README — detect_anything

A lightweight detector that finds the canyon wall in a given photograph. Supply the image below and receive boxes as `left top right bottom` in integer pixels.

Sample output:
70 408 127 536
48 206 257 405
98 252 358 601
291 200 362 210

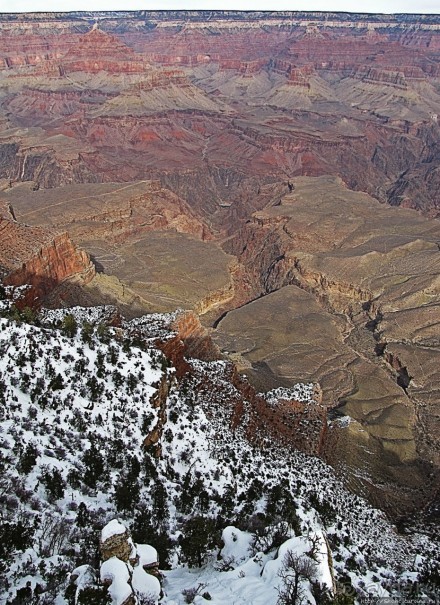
0 201 95 306
0 11 439 215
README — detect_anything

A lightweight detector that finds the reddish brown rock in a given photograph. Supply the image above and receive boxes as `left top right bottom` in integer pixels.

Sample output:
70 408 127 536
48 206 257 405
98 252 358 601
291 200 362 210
1 12 440 213
148 310 222 378
60 27 148 74
100 521 133 564
0 204 95 307
189 359 327 457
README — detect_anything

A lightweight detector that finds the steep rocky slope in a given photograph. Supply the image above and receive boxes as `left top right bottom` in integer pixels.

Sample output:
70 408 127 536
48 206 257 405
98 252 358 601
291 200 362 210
0 199 95 306
0 301 438 603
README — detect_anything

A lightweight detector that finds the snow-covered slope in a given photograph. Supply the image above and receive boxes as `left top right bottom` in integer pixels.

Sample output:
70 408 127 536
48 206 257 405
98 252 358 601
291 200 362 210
0 305 438 604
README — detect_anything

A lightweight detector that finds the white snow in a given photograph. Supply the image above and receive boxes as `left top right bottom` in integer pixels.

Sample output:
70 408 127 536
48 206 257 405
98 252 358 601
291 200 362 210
101 519 127 543
0 306 437 605
221 527 254 566
334 415 352 428
41 305 118 325
137 543 159 567
132 565 161 601
264 384 316 405
100 557 132 605
70 565 95 592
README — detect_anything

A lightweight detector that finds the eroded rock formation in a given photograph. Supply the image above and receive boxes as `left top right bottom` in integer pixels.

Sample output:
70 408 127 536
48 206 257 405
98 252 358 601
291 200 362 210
0 200 95 306
99 520 161 605
0 11 439 214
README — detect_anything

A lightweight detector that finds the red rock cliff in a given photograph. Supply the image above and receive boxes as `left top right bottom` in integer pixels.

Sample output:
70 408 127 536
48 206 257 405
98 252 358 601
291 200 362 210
0 204 95 307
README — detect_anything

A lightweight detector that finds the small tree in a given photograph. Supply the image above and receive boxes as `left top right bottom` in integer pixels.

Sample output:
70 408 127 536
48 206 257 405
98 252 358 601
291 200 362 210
179 516 217 568
18 442 39 474
76 502 91 528
77 586 111 605
82 443 105 488
134 592 157 605
114 472 140 513
248 517 291 556
0 520 33 573
40 467 65 501
87 376 103 403
21 306 38 325
311 580 333 604
151 480 169 528
81 321 94 344
49 373 64 391
62 314 78 338
266 483 301 535
182 583 209 603
132 504 173 569
309 493 336 527
277 551 317 605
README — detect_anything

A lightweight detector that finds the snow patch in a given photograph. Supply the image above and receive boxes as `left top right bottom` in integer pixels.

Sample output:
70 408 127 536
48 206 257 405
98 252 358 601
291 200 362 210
100 558 132 605
264 383 316 405
137 543 159 567
132 565 160 601
101 519 127 543
221 526 253 566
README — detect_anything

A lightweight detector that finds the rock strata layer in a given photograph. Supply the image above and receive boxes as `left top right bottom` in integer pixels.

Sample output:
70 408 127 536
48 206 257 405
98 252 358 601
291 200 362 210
0 11 439 214
0 200 95 306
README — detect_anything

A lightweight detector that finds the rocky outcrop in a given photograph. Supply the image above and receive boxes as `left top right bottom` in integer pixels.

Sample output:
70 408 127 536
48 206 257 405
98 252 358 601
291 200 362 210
125 309 326 456
188 359 327 457
60 27 148 74
0 141 100 190
0 209 95 307
353 66 408 89
169 310 222 362
125 309 223 452
272 60 314 87
100 520 135 564
128 309 223 377
68 518 161 605
99 520 160 605
144 374 170 457
219 58 267 75
3 88 118 121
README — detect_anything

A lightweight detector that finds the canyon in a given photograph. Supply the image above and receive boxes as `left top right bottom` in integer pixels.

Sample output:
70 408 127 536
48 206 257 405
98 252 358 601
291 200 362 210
0 10 439 518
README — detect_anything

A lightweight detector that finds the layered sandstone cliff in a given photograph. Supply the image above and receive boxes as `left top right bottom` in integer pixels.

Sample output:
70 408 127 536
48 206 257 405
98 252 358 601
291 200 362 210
0 200 95 306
